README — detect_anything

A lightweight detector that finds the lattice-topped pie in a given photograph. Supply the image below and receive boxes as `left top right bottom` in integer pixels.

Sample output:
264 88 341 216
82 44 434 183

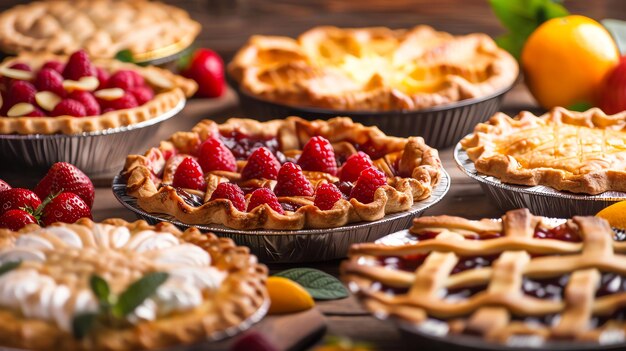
0 0 201 62
0 218 267 350
342 208 626 345
123 117 442 230
228 25 518 111
461 108 626 195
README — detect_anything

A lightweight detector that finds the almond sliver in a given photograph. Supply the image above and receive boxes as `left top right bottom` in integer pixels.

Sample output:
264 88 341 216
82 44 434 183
35 91 61 111
94 88 125 101
0 67 34 81
63 76 99 92
143 71 172 89
7 103 35 117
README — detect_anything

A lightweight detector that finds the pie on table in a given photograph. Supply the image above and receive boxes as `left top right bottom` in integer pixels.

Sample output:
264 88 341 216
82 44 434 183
123 117 442 230
0 218 267 350
342 208 626 344
461 107 626 195
0 0 201 62
228 25 518 111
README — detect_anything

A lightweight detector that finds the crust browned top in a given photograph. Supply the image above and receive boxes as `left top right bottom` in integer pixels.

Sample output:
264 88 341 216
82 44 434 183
460 107 626 195
228 25 518 111
123 116 443 230
0 52 197 135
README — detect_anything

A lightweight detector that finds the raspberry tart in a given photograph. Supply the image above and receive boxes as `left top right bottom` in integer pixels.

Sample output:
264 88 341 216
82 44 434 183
0 218 267 350
122 117 442 230
342 208 626 346
0 50 196 135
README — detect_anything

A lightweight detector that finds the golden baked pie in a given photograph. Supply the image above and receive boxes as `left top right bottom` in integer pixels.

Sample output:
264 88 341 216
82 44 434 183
123 117 442 230
342 208 626 344
0 218 268 350
228 25 518 111
0 50 196 135
0 0 201 62
461 108 626 195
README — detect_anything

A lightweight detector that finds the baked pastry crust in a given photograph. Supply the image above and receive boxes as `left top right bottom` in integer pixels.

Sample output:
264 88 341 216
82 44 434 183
229 25 518 111
123 116 442 230
0 52 197 135
342 208 626 343
461 107 626 195
0 0 201 61
0 218 268 351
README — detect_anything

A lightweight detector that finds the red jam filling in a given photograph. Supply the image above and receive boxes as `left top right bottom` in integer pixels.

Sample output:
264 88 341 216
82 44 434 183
279 201 305 212
354 140 388 160
219 130 284 160
533 224 581 242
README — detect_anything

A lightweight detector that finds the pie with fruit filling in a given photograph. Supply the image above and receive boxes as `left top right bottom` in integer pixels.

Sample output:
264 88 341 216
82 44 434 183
0 51 197 135
0 0 200 62
123 117 442 230
0 218 267 351
342 208 626 344
461 107 626 195
228 25 518 111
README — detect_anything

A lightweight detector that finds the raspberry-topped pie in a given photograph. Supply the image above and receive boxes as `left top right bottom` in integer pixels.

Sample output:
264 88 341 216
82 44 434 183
0 50 196 135
342 209 626 345
228 25 518 111
123 117 442 230
461 108 626 195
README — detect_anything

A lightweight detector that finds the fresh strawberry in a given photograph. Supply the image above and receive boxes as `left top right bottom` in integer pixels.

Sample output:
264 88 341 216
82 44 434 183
42 60 65 74
51 98 87 117
246 188 284 214
96 67 110 89
128 86 154 105
0 188 41 215
274 162 314 197
68 91 100 116
241 147 280 180
40 192 92 226
62 50 96 80
297 136 337 175
106 70 144 90
180 48 225 98
98 93 138 111
0 209 37 231
230 331 279 351
197 138 237 172
172 157 206 191
339 151 373 182
0 180 11 192
34 162 95 208
209 182 246 211
6 80 37 108
35 68 66 97
314 183 343 210
350 167 387 204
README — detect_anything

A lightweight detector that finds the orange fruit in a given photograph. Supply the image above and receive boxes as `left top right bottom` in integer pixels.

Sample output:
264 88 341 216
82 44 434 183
521 15 620 109
596 201 626 230
266 276 315 314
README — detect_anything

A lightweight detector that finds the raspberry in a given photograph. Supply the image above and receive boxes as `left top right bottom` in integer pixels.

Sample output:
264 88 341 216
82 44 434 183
9 62 32 72
246 188 284 214
274 162 314 197
106 70 144 90
241 147 281 180
99 93 138 111
314 183 343 210
68 91 100 116
339 151 373 182
350 167 387 204
51 98 87 117
128 86 154 105
197 138 237 172
172 157 206 191
96 67 110 89
62 50 96 80
297 136 337 175
27 107 46 117
35 68 65 97
209 183 246 211
6 80 37 107
42 60 65 73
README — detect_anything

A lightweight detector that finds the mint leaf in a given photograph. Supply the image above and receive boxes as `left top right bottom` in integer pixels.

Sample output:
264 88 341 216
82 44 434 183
567 101 593 112
603 19 626 54
275 268 348 300
115 50 135 63
0 260 21 276
89 275 111 306
112 272 168 317
72 312 98 339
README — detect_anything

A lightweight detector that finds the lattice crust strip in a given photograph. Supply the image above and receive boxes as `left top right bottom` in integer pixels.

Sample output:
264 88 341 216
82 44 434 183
341 209 626 343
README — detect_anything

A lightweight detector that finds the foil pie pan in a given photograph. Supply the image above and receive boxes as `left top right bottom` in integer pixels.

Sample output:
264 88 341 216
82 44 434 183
111 170 450 263
0 100 184 176
348 221 626 351
453 142 626 217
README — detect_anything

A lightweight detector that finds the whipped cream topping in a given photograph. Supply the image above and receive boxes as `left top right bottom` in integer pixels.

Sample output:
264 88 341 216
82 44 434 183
0 223 226 331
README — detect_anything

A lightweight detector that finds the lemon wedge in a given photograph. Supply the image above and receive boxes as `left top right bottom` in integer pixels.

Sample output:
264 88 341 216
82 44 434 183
267 276 315 314
596 201 626 230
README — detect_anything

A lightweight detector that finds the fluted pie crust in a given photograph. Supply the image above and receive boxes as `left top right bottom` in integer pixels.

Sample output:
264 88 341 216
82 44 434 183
0 53 197 135
0 0 201 61
342 208 626 343
123 117 442 230
0 218 268 351
229 25 518 111
461 108 626 195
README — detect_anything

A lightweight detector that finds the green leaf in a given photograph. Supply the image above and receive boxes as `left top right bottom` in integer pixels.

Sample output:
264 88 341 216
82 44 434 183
0 260 21 276
112 272 168 318
274 268 348 300
72 312 98 339
115 50 135 63
567 101 593 112
603 19 626 55
89 275 111 306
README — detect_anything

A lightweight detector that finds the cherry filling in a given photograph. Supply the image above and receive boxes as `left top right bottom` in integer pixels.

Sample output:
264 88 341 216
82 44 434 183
280 201 305 212
413 231 503 241
354 140 388 160
335 181 353 198
219 130 285 161
533 224 581 242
